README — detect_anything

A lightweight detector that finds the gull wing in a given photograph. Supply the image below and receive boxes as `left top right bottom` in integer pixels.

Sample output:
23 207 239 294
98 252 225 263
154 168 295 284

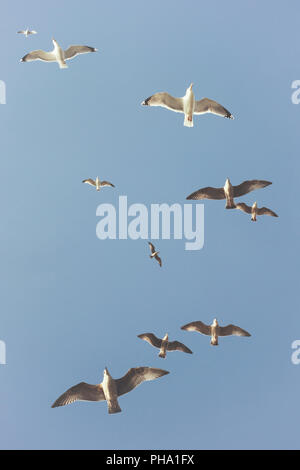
181 321 212 336
155 254 162 267
148 242 156 254
167 341 193 354
82 178 96 186
186 186 225 200
235 203 252 214
137 333 162 349
233 180 272 198
257 207 278 217
218 324 251 337
21 50 56 62
194 98 234 119
115 367 169 397
51 382 105 408
64 45 97 60
142 92 184 113
100 181 115 188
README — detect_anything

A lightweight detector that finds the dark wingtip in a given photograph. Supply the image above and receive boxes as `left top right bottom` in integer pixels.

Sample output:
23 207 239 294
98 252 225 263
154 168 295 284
141 96 151 106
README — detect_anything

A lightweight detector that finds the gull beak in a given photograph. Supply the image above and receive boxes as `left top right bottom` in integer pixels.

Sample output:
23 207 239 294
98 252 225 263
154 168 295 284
189 83 194 90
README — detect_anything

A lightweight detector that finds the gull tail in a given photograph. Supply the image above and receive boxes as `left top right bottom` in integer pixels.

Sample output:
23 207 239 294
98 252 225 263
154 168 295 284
107 399 122 414
159 351 166 358
211 338 218 346
59 62 68 69
184 115 194 128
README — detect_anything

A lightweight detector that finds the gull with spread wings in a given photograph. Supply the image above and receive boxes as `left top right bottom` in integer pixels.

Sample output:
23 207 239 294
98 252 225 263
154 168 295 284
20 38 97 69
52 366 169 414
17 28 37 37
235 202 278 221
141 83 234 128
148 242 162 267
82 176 115 191
138 333 193 358
181 318 251 346
186 178 272 209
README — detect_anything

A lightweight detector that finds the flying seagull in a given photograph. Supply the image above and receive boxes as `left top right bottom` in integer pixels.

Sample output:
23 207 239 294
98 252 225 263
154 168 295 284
141 83 234 128
17 29 37 37
148 242 162 267
20 38 97 69
235 202 278 221
51 366 169 414
186 178 272 209
82 177 115 191
181 319 251 346
138 333 193 358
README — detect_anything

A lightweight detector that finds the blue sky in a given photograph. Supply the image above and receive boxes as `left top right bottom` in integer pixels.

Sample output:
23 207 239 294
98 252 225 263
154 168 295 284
0 0 299 450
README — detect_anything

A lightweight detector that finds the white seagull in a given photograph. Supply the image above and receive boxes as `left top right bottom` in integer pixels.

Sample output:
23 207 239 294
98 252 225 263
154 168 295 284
138 333 193 358
141 83 234 127
82 177 115 191
235 202 278 221
148 242 162 267
186 178 272 209
20 38 97 69
17 29 37 37
51 366 169 414
181 319 251 346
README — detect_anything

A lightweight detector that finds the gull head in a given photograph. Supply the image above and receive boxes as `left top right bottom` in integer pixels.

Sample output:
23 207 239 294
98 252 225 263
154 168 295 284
253 201 257 209
163 333 169 341
104 367 109 376
186 83 194 93
52 38 58 46
212 318 218 326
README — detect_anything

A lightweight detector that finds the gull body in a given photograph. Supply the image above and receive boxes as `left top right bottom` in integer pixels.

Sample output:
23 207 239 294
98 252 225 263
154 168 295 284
159 334 169 358
141 83 234 128
183 83 195 127
102 367 122 414
223 178 235 209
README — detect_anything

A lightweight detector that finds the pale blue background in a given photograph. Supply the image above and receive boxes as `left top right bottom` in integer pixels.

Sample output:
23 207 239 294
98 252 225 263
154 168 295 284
0 0 299 450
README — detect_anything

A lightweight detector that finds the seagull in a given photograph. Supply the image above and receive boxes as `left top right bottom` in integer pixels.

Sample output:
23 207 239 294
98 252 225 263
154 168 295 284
235 202 278 221
20 38 97 69
138 333 193 358
186 178 272 209
181 319 251 346
82 177 115 191
51 366 169 414
148 242 162 267
17 29 37 37
141 83 234 127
